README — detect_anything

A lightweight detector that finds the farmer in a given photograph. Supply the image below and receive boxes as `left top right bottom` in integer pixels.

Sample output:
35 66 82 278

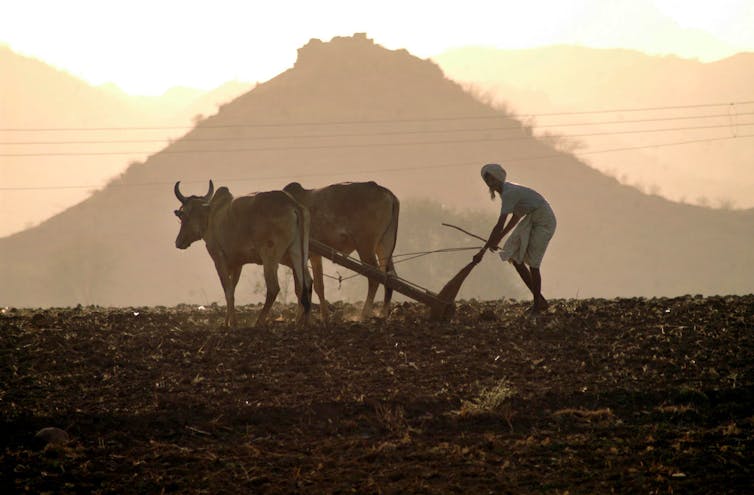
472 163 557 313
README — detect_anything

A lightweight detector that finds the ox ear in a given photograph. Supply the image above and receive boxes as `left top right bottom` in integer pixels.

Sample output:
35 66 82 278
174 181 187 203
202 180 214 202
283 182 303 194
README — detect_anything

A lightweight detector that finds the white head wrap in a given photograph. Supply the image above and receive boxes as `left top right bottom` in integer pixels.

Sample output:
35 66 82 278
481 163 506 184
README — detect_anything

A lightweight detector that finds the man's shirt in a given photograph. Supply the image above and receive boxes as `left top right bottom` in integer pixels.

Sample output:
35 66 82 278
499 182 549 217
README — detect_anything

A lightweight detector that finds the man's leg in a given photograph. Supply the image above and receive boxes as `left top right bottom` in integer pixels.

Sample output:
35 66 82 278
511 261 533 291
512 261 537 302
512 261 547 311
530 267 548 311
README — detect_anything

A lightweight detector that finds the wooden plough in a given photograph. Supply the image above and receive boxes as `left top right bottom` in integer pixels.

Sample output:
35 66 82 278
309 238 479 322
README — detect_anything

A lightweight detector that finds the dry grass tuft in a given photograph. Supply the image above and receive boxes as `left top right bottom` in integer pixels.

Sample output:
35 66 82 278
459 378 517 418
553 408 615 422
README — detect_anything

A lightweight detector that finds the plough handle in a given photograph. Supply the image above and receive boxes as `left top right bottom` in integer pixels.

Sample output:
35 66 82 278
441 223 498 251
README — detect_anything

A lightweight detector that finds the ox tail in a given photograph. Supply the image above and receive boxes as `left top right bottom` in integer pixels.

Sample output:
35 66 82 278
381 191 400 308
296 205 312 314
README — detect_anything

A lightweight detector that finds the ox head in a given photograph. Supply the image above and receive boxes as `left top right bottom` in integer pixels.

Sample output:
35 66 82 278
174 180 214 249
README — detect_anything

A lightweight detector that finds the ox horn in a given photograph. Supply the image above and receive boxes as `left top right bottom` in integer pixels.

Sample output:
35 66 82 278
203 180 214 202
174 181 187 203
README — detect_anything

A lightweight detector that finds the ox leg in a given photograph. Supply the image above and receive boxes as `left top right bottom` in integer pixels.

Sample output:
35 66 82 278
214 259 241 328
227 265 242 327
376 246 396 318
256 262 280 328
301 265 313 327
357 249 380 320
284 257 304 325
289 261 312 328
310 255 329 324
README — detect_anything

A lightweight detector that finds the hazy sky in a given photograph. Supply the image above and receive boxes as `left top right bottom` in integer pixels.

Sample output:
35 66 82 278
2 0 754 94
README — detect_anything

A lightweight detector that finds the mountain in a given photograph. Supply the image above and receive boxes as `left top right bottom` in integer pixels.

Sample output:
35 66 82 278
0 46 250 237
432 45 754 210
1 34 752 308
174 81 252 123
433 46 754 111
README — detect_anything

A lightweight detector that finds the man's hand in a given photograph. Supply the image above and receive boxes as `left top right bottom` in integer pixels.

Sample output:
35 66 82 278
472 247 486 264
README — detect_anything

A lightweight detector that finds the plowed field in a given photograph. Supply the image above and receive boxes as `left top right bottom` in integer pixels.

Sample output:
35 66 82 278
2 296 752 494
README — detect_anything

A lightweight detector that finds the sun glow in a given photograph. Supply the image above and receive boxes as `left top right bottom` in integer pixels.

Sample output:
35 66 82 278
2 0 752 95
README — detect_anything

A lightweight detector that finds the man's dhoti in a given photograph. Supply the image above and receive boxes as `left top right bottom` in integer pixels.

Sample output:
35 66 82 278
498 204 557 268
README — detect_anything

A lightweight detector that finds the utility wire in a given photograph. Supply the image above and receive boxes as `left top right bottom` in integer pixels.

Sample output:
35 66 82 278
2 133 753 191
2 124 752 158
513 100 754 117
0 135 535 157
3 118 753 147
1 100 753 132
3 110 753 138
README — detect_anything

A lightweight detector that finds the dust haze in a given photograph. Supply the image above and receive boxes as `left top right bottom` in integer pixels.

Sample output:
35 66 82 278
0 45 252 236
1 35 752 308
433 45 754 210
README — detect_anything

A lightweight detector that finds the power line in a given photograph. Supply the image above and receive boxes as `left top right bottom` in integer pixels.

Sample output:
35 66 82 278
520 111 754 128
558 122 754 138
2 121 751 157
3 117 753 147
0 135 529 157
2 133 752 191
570 133 754 156
1 100 753 132
515 100 754 117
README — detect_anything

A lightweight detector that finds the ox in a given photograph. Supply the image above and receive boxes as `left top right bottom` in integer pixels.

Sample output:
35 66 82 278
174 180 312 328
282 181 399 322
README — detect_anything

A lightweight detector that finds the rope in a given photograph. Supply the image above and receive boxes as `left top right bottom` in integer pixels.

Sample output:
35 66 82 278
313 245 482 290
307 224 492 291
392 246 481 259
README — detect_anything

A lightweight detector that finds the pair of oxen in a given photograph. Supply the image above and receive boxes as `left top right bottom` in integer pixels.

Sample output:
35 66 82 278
173 180 399 328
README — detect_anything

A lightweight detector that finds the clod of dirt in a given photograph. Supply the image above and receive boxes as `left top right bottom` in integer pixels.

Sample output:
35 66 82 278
478 308 497 321
30 312 51 328
34 427 70 447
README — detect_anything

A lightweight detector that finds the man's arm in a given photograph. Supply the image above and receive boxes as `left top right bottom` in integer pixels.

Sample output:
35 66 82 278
473 212 521 263
497 213 521 245
483 213 508 251
487 212 523 248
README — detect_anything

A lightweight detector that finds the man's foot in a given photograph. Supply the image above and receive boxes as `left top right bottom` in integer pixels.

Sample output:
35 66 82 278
527 296 549 314
536 297 549 311
526 303 541 315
